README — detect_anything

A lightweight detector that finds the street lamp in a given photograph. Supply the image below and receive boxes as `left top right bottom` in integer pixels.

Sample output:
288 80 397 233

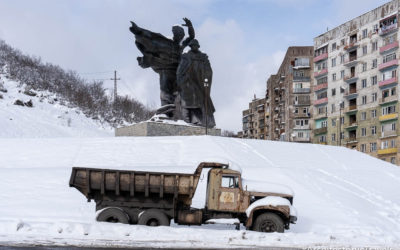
204 78 209 135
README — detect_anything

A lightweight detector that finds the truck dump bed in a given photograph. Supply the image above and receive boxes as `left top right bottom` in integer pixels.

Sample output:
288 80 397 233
69 162 227 206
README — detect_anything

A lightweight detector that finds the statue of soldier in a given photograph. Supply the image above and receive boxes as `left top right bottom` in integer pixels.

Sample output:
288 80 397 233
177 39 216 128
129 18 194 117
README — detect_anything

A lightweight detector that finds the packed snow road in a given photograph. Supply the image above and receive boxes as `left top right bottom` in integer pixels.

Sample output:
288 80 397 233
0 136 400 248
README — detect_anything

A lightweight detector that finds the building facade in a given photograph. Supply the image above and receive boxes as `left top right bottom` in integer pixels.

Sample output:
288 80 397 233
242 96 266 139
266 47 314 142
313 0 400 164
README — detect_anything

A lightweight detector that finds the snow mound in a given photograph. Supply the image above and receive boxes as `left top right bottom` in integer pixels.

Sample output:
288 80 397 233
0 74 113 138
0 136 400 248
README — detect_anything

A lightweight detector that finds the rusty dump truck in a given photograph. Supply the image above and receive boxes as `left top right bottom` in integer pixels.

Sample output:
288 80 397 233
69 162 297 233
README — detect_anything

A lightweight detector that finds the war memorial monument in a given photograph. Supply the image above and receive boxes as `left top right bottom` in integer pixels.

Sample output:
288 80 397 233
115 18 221 136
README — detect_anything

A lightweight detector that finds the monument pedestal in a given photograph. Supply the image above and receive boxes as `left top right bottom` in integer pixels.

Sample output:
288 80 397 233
115 121 221 137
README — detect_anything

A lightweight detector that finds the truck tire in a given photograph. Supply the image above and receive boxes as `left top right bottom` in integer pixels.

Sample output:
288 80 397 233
252 212 284 233
138 209 170 227
96 207 130 224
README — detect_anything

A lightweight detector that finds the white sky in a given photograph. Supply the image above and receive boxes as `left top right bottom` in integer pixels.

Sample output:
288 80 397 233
0 0 389 132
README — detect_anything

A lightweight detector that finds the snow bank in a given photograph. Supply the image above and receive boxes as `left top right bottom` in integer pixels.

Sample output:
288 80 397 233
0 75 113 138
0 136 400 248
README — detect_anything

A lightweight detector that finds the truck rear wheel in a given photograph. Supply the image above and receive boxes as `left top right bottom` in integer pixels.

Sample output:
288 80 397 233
96 207 130 224
253 212 284 233
138 209 170 226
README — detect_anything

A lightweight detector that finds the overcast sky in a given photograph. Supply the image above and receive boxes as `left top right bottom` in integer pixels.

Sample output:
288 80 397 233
0 0 389 132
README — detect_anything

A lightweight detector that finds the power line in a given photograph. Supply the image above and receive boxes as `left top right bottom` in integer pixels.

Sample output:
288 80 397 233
78 70 114 75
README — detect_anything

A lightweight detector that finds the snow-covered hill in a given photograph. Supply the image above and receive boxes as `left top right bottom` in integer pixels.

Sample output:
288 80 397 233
0 74 113 138
0 136 399 248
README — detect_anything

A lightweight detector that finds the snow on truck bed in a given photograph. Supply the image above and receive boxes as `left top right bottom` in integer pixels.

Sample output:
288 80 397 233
0 136 400 248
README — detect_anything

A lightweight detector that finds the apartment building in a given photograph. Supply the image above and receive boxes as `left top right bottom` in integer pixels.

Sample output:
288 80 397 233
313 0 400 164
242 96 266 139
265 47 314 142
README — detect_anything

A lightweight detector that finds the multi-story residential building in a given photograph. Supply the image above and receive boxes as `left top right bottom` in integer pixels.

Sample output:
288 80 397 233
313 0 400 164
242 95 266 139
265 47 314 142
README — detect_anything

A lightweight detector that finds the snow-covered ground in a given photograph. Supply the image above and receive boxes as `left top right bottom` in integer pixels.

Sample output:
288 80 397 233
0 136 399 248
0 74 113 138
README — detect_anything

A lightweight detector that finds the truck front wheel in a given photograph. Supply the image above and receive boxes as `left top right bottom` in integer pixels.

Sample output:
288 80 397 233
252 212 284 233
96 207 130 224
138 209 170 226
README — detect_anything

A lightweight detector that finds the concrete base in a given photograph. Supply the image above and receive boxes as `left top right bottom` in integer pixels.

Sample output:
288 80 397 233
115 121 221 137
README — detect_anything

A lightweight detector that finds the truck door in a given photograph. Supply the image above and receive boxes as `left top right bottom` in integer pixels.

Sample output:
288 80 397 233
218 174 240 211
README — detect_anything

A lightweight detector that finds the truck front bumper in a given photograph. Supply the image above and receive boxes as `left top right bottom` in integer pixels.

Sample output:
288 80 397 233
290 215 297 224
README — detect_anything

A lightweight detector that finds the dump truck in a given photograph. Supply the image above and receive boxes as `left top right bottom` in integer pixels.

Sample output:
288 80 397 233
69 162 297 233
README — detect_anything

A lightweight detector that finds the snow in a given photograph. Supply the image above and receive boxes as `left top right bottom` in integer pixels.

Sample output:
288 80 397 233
245 196 292 217
0 75 113 138
0 136 400 248
241 178 294 196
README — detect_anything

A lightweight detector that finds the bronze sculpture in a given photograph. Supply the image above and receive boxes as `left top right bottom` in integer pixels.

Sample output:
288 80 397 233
129 18 215 128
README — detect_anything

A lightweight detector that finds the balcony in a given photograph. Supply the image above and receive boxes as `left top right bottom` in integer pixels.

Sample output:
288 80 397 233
379 59 398 71
379 77 398 88
380 41 399 54
379 113 399 122
379 95 398 105
345 122 358 130
314 68 328 78
345 137 358 144
313 53 328 63
314 83 328 92
344 42 359 51
294 125 310 130
344 57 358 67
293 76 311 82
293 112 311 118
293 88 311 94
344 88 358 99
381 130 398 138
314 97 328 106
345 105 358 113
344 74 358 83
379 23 398 36
293 137 311 142
314 127 327 135
378 147 398 155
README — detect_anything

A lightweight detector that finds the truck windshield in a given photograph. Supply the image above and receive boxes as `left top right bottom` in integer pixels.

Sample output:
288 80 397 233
221 175 239 188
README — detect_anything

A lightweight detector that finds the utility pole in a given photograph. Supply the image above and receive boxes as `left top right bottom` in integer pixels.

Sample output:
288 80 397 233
111 70 121 103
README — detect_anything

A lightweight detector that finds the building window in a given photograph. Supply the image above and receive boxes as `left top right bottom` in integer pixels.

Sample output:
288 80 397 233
372 41 378 51
295 108 299 114
371 75 377 85
340 55 345 64
340 87 345 94
319 135 327 143
371 126 376 135
340 132 344 139
361 144 366 152
341 39 345 46
331 133 336 142
331 88 336 96
340 117 344 124
340 70 345 79
383 53 396 63
382 105 396 115
362 45 368 55
372 59 377 68
391 157 396 164
371 109 377 118
361 128 367 136
303 107 309 114
331 103 336 113
361 112 366 120
362 62 367 72
321 120 328 128
332 58 336 67
332 118 336 126
362 95 367 104
372 92 377 102
362 29 368 39
370 142 377 152
362 79 367 88
332 73 336 81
